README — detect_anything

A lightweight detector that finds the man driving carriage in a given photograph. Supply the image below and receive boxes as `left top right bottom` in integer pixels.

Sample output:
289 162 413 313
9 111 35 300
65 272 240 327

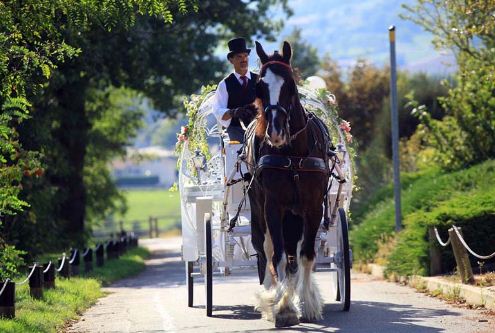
213 37 258 143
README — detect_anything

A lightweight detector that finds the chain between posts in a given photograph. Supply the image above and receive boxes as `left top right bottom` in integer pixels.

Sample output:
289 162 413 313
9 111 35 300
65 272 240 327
433 225 495 260
56 254 67 272
43 261 52 274
452 225 495 260
0 279 10 296
15 265 37 286
69 249 78 264
433 227 451 247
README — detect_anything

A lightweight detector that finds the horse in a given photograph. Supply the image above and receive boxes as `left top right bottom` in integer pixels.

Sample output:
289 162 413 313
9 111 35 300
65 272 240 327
244 41 331 327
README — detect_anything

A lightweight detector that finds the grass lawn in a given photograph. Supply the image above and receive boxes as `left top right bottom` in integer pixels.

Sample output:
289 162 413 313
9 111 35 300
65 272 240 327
94 189 181 236
0 247 149 333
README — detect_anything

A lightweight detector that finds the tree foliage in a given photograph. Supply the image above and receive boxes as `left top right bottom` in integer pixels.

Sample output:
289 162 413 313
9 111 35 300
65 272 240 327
403 0 495 170
1 0 291 251
285 27 320 80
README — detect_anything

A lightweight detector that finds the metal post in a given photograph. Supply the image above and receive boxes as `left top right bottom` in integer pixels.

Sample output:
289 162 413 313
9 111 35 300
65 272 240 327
389 25 402 231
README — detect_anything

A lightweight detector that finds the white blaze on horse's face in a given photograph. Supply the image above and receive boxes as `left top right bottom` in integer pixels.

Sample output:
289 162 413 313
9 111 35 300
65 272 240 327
263 68 287 147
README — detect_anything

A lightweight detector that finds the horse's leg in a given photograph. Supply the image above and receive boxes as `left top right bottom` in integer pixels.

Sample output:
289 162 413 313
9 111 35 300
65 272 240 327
266 207 300 327
255 201 281 322
298 209 324 321
248 188 266 285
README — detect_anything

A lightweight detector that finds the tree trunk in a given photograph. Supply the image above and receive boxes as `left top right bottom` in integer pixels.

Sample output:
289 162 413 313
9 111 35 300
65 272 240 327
54 68 90 243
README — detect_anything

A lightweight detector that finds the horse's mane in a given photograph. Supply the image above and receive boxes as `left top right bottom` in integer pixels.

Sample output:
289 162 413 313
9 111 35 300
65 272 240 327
254 98 266 138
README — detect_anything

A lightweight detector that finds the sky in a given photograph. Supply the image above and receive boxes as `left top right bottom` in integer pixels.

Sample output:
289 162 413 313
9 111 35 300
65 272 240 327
253 0 455 74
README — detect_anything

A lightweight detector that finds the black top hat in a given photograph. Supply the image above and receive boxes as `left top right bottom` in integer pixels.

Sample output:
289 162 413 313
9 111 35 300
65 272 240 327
227 38 251 59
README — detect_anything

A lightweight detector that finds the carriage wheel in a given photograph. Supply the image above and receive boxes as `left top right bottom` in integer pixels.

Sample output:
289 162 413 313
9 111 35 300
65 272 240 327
186 261 194 307
336 207 351 311
204 213 213 317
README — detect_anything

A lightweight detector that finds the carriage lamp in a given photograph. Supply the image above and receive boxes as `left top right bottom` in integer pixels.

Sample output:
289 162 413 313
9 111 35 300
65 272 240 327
192 149 207 184
336 143 347 162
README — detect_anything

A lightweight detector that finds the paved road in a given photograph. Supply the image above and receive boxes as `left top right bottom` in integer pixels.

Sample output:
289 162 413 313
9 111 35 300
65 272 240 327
69 238 493 333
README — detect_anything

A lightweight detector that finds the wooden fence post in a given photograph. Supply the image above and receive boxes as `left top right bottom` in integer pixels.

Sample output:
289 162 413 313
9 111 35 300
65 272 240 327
58 255 71 278
96 244 104 266
149 216 153 238
43 262 56 289
70 249 80 276
29 264 44 299
0 281 15 318
428 227 442 276
83 248 93 273
154 217 159 238
448 227 474 284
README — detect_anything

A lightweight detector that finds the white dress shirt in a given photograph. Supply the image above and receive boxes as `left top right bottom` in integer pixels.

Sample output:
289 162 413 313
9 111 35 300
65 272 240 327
213 71 253 128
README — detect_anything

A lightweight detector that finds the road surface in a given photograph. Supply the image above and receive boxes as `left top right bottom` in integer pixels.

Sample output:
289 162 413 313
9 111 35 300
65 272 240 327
68 238 493 333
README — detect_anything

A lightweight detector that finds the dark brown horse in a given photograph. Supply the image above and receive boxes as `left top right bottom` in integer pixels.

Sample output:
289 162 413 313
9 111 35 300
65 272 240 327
245 41 330 327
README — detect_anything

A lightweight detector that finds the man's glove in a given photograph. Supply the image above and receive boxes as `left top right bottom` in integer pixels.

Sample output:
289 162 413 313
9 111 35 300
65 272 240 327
230 104 258 124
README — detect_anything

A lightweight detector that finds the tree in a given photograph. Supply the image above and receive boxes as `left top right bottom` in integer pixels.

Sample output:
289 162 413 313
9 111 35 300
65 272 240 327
320 54 345 104
1 0 200 249
285 27 320 80
341 60 390 148
2 0 292 250
402 0 495 170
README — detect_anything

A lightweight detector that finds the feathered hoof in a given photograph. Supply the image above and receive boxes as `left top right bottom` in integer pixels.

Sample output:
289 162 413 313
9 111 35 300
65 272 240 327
275 308 300 328
255 288 276 321
298 299 323 322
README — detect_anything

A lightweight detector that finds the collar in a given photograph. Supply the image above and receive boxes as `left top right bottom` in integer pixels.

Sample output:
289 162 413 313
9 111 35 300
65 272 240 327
234 71 251 80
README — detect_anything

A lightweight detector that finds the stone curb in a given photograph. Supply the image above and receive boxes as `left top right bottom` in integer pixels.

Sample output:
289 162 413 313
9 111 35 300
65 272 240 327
367 264 495 310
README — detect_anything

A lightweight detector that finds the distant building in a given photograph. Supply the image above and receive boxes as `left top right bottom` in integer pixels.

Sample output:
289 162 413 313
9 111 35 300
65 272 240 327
111 146 177 188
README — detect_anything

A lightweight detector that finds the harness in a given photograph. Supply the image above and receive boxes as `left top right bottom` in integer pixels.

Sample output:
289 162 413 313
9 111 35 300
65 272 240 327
226 60 334 231
255 155 327 177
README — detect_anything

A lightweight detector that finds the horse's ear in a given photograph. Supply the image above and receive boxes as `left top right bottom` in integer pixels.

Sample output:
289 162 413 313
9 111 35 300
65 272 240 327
256 41 269 64
282 41 292 64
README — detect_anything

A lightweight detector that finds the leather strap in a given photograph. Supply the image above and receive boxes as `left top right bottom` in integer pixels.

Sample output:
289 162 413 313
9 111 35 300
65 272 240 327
256 155 328 176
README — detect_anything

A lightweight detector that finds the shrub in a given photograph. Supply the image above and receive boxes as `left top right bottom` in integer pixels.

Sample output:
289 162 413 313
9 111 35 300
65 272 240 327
0 245 26 280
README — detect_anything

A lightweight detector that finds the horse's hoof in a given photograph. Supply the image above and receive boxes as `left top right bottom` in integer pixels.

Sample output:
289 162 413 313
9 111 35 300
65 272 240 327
275 310 299 327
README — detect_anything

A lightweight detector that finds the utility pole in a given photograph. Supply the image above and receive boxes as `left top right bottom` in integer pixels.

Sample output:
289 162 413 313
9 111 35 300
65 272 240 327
389 25 402 231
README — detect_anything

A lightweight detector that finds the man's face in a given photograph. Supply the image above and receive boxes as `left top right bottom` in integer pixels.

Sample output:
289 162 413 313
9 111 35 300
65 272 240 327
229 52 249 74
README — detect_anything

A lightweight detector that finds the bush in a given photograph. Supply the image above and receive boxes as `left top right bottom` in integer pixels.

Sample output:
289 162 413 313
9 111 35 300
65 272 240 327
0 245 26 280
351 159 495 276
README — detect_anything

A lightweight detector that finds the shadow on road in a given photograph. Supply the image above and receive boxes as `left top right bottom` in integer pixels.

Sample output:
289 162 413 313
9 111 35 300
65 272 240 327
225 301 459 333
211 305 262 320
111 248 186 289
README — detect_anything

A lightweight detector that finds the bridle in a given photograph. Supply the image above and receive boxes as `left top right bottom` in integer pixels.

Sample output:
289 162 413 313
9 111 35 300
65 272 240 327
259 60 308 144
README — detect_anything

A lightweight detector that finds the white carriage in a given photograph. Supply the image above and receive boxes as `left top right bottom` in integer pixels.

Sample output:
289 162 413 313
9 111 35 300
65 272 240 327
179 85 353 316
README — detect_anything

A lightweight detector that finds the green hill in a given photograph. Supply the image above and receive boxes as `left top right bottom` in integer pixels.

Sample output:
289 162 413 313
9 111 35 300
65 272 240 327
351 160 495 276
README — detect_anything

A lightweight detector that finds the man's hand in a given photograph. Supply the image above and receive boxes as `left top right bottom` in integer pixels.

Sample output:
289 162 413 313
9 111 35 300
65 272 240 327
230 104 258 123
